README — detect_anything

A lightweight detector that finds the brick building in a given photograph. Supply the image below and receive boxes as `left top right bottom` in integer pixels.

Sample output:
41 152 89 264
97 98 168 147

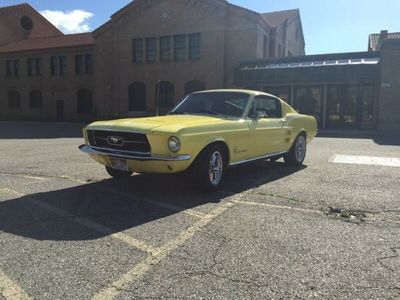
0 1 304 121
1 1 398 133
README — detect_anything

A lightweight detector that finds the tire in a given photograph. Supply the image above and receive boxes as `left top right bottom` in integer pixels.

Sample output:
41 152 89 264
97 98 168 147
191 144 226 191
105 166 133 178
284 133 307 166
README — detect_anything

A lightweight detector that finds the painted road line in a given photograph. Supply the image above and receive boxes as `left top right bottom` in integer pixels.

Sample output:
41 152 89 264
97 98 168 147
91 199 238 300
232 199 324 215
93 186 207 219
333 155 400 167
2 188 158 256
0 270 32 300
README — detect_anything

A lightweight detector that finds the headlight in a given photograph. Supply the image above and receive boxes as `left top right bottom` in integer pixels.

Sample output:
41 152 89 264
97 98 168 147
168 136 181 153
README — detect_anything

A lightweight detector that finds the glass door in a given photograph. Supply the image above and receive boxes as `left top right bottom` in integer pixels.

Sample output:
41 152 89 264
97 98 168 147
327 85 358 129
293 86 323 127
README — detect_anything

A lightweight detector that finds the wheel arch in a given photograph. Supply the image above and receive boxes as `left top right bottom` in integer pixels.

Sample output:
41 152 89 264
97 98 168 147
192 139 230 167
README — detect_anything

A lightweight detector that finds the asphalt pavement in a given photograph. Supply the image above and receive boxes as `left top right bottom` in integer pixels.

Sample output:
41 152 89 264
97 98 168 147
0 122 399 299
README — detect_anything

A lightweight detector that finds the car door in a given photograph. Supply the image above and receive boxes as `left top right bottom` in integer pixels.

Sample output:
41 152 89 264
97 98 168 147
248 95 288 157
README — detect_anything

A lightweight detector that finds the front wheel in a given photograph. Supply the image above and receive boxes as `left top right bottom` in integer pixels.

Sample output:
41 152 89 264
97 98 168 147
191 145 226 191
284 134 307 165
105 166 133 179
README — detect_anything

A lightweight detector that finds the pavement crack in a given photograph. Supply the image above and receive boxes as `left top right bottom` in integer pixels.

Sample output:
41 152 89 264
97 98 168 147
377 247 400 272
325 207 367 224
255 191 306 203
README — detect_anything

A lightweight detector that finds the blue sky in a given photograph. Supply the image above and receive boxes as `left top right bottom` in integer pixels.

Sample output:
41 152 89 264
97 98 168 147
2 0 399 54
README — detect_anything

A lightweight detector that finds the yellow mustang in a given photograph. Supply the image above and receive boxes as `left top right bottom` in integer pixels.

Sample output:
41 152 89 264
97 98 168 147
79 89 317 190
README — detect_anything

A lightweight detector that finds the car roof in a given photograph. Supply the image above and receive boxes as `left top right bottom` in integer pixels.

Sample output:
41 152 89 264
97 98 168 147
192 89 275 98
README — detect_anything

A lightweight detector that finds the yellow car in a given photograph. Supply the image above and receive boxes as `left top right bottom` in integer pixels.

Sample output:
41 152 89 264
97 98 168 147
79 89 317 190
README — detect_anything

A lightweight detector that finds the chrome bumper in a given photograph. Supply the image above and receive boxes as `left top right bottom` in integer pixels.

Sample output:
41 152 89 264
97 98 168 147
79 145 191 162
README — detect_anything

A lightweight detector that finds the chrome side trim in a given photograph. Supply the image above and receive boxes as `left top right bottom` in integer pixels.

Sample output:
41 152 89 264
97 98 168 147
229 151 288 167
79 145 191 162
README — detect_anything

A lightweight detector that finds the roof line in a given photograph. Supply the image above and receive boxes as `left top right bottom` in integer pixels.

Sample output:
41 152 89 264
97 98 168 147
0 2 63 36
240 50 380 65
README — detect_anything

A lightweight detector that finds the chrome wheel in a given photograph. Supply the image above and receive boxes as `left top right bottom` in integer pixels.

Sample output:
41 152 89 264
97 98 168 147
209 151 223 186
295 135 306 162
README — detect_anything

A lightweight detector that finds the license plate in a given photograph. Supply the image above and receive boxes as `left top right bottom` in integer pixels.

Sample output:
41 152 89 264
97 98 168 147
110 158 130 172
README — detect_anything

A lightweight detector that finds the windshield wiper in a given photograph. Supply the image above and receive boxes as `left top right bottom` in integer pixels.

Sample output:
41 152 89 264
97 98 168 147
168 111 185 115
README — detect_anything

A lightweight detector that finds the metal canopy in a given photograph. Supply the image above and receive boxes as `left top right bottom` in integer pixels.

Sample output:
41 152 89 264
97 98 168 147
241 58 380 71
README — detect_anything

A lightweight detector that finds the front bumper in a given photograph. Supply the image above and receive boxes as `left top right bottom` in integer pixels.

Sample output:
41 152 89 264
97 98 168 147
79 144 191 162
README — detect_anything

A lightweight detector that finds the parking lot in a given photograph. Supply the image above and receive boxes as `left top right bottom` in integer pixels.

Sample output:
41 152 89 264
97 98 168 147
0 122 399 299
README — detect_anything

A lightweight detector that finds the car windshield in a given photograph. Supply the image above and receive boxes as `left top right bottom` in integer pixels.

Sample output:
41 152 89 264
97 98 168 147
169 92 250 118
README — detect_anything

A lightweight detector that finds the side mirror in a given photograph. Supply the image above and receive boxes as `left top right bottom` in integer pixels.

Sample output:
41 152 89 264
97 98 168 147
256 109 268 120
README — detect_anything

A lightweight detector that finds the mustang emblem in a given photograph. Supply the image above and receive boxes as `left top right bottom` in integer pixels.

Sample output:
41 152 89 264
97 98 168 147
107 136 124 146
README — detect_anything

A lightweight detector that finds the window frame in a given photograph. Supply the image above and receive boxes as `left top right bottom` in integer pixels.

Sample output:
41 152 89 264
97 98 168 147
174 34 187 62
29 89 43 109
188 33 201 61
248 95 283 119
132 38 144 63
146 37 157 63
8 90 21 109
160 36 172 62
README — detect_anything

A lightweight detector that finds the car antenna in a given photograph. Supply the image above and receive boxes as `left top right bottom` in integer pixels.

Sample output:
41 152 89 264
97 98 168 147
156 79 161 116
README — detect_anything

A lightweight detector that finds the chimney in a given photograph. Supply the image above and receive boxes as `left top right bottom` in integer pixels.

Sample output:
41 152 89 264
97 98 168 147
380 30 389 41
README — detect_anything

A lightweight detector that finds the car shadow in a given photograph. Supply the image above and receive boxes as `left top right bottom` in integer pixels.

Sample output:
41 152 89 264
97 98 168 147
317 130 400 146
0 161 306 242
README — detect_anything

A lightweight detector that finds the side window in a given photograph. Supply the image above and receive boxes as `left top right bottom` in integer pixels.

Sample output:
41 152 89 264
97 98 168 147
250 96 282 118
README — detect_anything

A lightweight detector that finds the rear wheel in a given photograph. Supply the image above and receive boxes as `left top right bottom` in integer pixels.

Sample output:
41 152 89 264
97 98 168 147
284 134 307 165
191 144 226 191
105 166 133 178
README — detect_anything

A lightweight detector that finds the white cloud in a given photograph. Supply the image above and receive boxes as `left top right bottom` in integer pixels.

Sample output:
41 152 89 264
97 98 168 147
40 9 94 34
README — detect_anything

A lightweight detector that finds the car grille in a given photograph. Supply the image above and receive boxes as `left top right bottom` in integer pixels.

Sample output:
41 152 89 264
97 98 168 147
87 130 151 154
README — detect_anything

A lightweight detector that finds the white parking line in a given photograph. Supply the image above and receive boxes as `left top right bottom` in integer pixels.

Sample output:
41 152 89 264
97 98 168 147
0 270 32 300
91 201 236 300
2 188 158 256
332 155 400 167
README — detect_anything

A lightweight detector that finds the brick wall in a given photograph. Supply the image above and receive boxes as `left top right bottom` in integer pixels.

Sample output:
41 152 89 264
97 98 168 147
378 39 400 132
0 46 94 121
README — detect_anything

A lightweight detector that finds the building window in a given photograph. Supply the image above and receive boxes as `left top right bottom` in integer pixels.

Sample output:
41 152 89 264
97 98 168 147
75 55 83 74
263 35 268 58
174 35 187 62
156 81 175 107
160 36 172 62
27 58 41 76
185 80 206 95
77 89 92 114
278 44 282 57
8 90 20 109
146 38 157 63
294 86 323 126
6 60 19 77
51 56 67 75
85 54 93 74
29 90 42 109
75 54 93 74
129 82 146 111
188 33 201 61
132 39 144 63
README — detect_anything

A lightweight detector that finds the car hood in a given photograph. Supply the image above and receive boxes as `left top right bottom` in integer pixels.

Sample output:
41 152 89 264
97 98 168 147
86 115 237 134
